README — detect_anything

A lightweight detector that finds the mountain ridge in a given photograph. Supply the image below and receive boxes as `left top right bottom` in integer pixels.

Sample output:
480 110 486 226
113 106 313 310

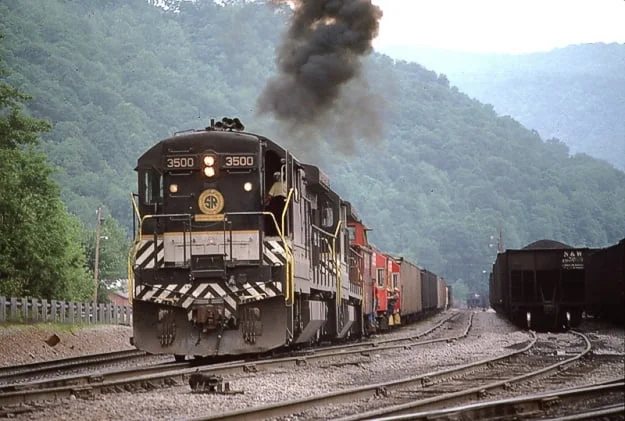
378 42 625 170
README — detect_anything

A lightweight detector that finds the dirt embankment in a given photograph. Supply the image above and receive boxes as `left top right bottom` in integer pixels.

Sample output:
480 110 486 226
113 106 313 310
0 324 134 368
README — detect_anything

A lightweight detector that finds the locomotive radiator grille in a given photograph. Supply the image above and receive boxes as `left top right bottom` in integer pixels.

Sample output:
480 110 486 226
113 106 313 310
134 280 283 319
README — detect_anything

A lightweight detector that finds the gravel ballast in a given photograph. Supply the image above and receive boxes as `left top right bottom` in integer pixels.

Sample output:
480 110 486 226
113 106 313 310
0 324 134 367
2 311 623 421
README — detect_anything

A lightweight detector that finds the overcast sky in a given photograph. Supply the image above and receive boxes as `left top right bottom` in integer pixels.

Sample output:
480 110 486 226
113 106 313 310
371 0 625 54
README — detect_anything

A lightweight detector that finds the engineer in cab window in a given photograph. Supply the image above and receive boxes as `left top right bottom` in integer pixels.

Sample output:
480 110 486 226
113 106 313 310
265 172 286 236
267 172 286 200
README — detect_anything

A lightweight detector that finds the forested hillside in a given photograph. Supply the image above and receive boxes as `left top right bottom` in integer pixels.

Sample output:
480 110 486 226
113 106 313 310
381 43 625 171
1 0 624 298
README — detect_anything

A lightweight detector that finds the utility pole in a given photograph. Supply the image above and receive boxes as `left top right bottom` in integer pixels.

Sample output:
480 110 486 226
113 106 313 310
94 207 102 303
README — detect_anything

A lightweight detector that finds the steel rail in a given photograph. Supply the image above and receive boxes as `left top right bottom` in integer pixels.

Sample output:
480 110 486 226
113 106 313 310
0 312 465 408
184 330 539 421
337 330 592 421
536 403 624 421
367 378 624 421
0 349 146 383
293 311 461 356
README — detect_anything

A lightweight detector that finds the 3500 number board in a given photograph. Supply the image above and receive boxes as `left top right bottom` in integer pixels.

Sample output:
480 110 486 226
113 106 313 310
164 155 197 169
164 154 256 170
222 155 255 168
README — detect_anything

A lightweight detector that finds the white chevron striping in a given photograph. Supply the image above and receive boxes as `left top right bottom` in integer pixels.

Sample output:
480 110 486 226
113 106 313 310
176 283 193 297
209 283 237 310
141 284 162 301
264 250 281 265
181 284 209 308
268 240 285 254
135 240 163 267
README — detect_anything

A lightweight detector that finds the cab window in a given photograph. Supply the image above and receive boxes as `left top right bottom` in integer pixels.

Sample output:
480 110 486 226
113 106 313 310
143 171 163 205
377 268 385 287
348 226 356 241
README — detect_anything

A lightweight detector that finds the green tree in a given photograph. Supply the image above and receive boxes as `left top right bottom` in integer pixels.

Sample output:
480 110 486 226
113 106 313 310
82 215 131 302
0 44 91 300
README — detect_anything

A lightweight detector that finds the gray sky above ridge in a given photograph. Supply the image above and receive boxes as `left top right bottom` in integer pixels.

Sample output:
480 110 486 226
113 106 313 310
372 0 625 54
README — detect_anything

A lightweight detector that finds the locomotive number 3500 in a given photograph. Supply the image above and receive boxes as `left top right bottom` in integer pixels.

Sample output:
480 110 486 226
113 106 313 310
224 156 254 167
166 157 195 168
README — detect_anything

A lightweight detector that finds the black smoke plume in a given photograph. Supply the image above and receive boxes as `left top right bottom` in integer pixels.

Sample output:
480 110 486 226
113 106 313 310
258 0 385 151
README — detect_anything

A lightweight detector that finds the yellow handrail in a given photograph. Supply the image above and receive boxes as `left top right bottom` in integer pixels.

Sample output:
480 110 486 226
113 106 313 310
129 191 296 305
260 188 295 304
126 194 143 305
280 189 295 305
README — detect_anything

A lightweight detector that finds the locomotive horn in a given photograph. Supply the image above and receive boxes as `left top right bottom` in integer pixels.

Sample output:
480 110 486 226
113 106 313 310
232 118 245 131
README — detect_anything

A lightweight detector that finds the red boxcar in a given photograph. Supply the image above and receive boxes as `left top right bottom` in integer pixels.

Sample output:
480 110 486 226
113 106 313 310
346 201 447 333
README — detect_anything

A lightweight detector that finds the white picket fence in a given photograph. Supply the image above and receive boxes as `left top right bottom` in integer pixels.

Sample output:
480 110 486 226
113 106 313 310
0 297 132 326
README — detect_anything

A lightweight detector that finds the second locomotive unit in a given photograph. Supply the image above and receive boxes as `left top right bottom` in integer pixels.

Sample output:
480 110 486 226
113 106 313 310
129 118 362 359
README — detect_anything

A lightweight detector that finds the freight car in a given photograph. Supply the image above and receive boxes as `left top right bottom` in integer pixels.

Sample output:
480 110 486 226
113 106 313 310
395 257 423 324
346 203 388 333
585 238 624 326
345 204 445 333
129 118 447 359
489 239 587 331
420 268 439 316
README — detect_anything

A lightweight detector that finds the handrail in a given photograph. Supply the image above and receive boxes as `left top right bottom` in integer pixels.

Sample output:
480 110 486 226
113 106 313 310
280 189 295 305
194 205 294 304
128 198 296 304
126 194 142 305
322 237 333 288
127 208 194 304
140 213 193 268
332 221 343 306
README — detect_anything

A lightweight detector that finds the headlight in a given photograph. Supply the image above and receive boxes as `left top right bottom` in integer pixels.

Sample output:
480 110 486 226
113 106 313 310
203 155 215 166
204 167 216 177
243 182 253 192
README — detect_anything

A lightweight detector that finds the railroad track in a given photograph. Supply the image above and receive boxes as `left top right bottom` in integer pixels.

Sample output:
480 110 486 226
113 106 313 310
367 378 624 421
0 349 146 384
181 330 596 421
0 312 466 411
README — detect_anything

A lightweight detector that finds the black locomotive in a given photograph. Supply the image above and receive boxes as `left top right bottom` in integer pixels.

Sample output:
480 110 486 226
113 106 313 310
129 118 365 359
466 292 488 310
